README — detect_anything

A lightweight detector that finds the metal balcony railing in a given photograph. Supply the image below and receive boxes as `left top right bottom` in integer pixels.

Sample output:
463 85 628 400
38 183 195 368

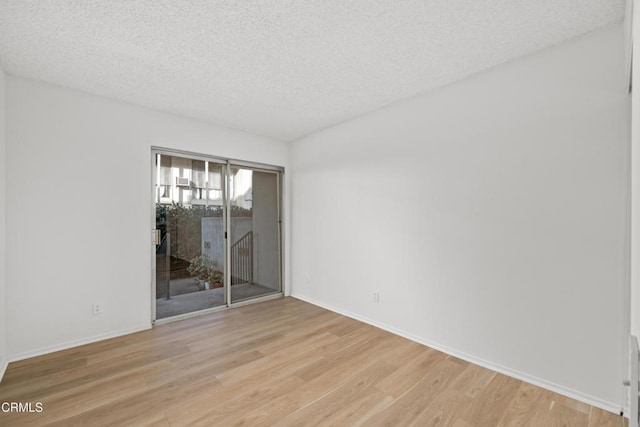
231 231 253 285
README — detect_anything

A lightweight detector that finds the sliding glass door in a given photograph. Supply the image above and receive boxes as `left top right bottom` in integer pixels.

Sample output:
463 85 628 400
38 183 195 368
153 152 227 320
152 150 282 321
228 166 281 304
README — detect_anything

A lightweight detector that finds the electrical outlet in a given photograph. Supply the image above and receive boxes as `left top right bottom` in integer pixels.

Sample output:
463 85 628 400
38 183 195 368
92 304 103 315
372 291 379 303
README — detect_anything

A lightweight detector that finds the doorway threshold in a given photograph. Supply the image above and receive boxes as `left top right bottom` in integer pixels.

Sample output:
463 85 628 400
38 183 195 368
153 292 284 325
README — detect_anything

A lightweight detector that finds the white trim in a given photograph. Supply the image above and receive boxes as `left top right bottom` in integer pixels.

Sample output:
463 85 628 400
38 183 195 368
225 161 232 306
291 293 623 416
7 323 151 363
628 335 639 424
154 304 228 325
153 292 284 325
0 358 8 383
151 146 284 172
151 151 157 322
6 292 284 363
230 292 283 308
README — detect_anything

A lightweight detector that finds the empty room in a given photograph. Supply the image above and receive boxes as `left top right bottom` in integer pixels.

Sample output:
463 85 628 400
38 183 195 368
0 0 638 426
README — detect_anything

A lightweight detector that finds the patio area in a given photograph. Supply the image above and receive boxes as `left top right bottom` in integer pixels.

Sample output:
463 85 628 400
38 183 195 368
156 281 277 319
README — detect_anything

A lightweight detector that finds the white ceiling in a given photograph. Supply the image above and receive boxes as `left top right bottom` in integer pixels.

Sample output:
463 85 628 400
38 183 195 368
0 1 625 141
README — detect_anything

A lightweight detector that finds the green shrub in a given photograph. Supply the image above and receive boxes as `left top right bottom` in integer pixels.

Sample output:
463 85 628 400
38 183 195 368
187 254 222 285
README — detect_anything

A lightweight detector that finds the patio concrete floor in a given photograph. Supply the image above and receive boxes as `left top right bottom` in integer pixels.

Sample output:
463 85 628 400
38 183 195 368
156 282 277 319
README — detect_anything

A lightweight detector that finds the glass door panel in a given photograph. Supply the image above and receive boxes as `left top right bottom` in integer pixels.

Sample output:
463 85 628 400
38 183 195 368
154 152 226 320
229 167 281 303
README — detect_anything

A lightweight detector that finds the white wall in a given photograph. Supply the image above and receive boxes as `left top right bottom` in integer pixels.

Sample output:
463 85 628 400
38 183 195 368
0 64 7 378
291 24 630 411
631 0 640 341
5 76 290 359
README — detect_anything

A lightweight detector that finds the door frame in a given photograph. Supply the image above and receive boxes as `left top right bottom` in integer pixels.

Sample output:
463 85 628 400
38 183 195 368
150 147 284 324
226 162 283 307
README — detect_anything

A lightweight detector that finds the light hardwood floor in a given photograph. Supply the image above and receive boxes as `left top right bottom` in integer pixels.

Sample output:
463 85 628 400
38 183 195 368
0 297 627 426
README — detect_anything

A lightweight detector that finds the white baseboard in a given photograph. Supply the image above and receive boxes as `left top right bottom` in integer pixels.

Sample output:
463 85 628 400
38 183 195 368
0 357 8 383
291 293 623 416
7 323 152 363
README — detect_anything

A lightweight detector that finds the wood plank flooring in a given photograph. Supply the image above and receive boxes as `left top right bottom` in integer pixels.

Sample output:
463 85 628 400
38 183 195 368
0 297 626 426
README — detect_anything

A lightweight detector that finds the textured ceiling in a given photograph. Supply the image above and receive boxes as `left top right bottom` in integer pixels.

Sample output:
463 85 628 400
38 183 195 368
0 1 626 141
